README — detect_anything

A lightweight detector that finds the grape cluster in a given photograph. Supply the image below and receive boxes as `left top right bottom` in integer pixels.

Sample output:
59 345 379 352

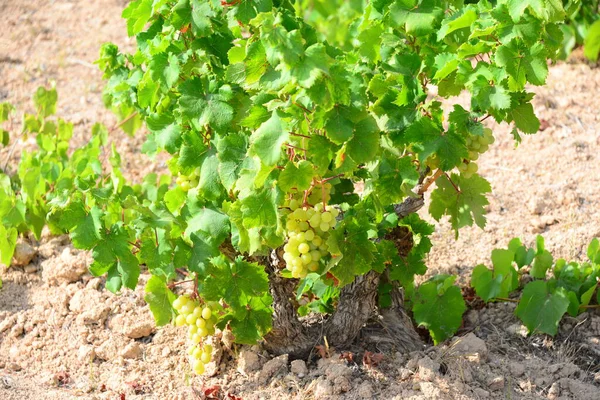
283 202 339 278
458 128 495 179
173 295 215 375
175 168 199 192
307 182 332 206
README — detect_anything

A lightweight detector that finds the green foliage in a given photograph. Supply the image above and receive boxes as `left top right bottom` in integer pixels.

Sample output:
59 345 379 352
1 0 576 350
559 0 600 61
412 275 466 344
471 236 600 336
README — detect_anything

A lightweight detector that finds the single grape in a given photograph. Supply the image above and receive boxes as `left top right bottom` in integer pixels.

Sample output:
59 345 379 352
298 243 310 254
175 315 186 327
200 352 211 364
304 229 315 241
201 307 212 320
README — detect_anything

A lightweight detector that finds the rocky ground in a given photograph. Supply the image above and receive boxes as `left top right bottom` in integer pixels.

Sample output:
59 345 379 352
1 0 600 399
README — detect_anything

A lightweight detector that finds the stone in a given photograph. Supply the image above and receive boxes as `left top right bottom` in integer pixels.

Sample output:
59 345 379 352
258 354 288 384
315 378 333 397
399 367 413 380
487 376 505 391
417 356 440 382
419 382 441 398
95 337 130 361
357 381 374 399
11 239 37 266
77 345 95 362
237 349 261 375
290 359 308 378
108 311 154 339
473 388 489 398
333 376 352 394
548 382 560 400
509 362 525 377
41 246 90 285
120 342 142 359
450 333 488 362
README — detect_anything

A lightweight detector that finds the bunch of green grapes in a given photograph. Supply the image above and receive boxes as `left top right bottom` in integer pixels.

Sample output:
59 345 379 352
283 202 339 279
175 168 200 192
458 128 495 179
173 295 216 375
307 182 332 206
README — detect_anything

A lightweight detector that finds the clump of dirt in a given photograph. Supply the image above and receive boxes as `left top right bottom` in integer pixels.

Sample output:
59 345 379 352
1 0 600 399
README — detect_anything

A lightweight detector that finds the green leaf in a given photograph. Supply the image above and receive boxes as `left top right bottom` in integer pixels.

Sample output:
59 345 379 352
144 275 176 326
413 276 466 344
278 160 314 193
71 206 104 249
515 280 569 336
149 53 180 89
429 173 491 235
240 187 278 230
122 0 153 36
33 87 57 118
587 238 600 264
179 78 234 131
249 111 289 167
584 20 600 62
0 225 18 266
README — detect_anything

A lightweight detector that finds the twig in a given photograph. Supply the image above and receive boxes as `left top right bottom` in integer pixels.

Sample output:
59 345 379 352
418 169 444 195
109 112 138 133
167 279 195 289
494 297 519 303
444 172 461 194
478 114 492 123
290 132 311 139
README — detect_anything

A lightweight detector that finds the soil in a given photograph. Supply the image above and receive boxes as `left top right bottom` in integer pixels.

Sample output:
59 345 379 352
1 1 600 399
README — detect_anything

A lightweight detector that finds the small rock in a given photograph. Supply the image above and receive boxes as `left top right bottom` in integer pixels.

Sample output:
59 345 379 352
237 349 261 375
8 362 22 371
529 197 546 215
487 376 505 391
78 345 95 362
120 342 142 359
399 367 413 380
325 363 352 380
594 372 600 384
417 356 440 382
24 265 38 274
315 378 333 397
419 382 441 398
109 312 154 339
450 333 488 362
505 323 529 337
290 359 308 378
41 246 90 285
473 388 489 398
509 362 525 377
357 381 374 399
258 354 288 384
95 337 130 361
11 239 37 266
333 376 352 394
548 382 560 399
161 347 171 357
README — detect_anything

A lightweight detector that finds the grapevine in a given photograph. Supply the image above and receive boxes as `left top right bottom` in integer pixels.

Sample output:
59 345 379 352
0 0 584 367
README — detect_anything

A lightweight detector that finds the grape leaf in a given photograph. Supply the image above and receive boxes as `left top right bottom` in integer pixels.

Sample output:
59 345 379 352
0 225 18 266
413 275 466 344
249 111 289 167
515 280 569 336
429 173 492 235
144 275 176 326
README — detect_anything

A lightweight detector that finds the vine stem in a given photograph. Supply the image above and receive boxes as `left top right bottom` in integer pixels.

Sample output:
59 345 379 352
167 279 195 289
579 304 600 309
418 169 444 195
494 297 519 303
108 111 138 133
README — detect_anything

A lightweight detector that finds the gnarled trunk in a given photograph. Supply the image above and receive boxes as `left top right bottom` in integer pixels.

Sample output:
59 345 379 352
263 194 427 358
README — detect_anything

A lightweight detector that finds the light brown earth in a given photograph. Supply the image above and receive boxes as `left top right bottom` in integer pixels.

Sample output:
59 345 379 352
1 1 600 399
